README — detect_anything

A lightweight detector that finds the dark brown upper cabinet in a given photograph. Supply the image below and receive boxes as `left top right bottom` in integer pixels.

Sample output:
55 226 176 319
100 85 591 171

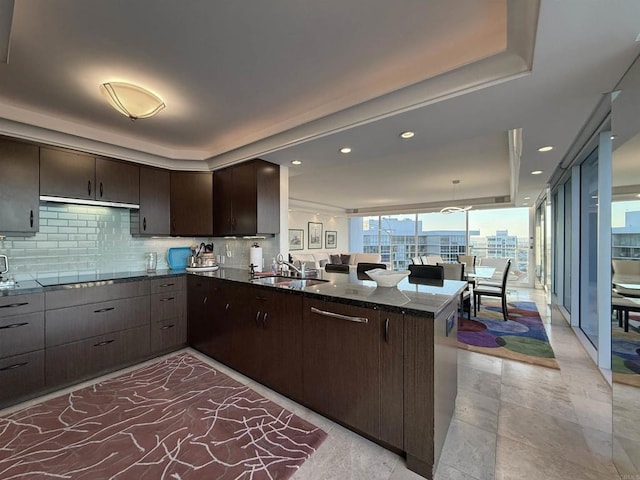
40 148 139 205
213 159 279 236
0 138 39 235
131 166 170 236
95 157 139 204
170 171 213 236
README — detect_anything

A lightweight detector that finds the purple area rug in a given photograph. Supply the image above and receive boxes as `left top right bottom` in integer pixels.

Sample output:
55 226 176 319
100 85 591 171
0 353 327 479
458 300 559 369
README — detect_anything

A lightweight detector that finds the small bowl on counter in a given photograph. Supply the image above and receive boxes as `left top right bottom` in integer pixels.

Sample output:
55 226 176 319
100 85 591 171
364 268 410 288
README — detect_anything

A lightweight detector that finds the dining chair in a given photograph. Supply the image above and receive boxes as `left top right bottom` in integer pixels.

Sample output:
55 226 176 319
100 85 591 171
419 255 429 265
325 263 350 273
457 254 476 275
356 262 387 274
476 257 510 286
439 262 471 321
474 259 512 321
408 264 444 280
425 255 444 265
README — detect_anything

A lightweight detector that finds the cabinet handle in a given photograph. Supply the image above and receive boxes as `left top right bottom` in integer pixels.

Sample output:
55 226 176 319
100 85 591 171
203 296 208 304
99 182 104 198
225 303 230 311
0 302 28 309
171 220 176 232
94 339 115 347
255 311 262 327
384 318 390 343
88 180 92 196
160 283 175 288
310 306 368 324
143 217 147 231
0 361 28 371
0 322 29 330
262 312 268 328
30 209 34 228
160 324 175 330
94 307 115 313
255 296 267 301
159 297 175 302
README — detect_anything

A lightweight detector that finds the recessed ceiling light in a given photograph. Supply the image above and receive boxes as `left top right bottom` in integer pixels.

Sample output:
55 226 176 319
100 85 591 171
524 196 531 200
636 194 640 198
522 202 529 206
290 160 302 165
531 170 543 175
339 147 352 154
537 146 553 152
610 135 617 140
400 131 414 139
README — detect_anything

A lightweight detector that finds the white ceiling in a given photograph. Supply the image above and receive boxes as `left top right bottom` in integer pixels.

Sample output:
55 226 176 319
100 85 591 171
1 0 639 214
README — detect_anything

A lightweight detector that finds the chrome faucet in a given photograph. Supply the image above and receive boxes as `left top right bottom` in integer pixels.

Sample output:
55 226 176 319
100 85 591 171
276 253 303 276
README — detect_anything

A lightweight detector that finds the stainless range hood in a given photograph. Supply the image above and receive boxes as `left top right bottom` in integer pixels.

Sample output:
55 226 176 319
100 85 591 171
39 195 140 209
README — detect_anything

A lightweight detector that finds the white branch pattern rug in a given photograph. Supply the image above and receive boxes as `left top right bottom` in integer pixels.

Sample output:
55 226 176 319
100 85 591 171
0 353 327 479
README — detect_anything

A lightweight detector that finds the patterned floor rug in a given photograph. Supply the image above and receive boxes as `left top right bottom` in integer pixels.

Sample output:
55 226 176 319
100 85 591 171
612 319 640 387
0 353 327 479
458 300 559 369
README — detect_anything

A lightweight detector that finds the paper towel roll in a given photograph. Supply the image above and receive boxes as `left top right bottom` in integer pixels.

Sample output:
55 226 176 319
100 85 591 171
250 245 263 272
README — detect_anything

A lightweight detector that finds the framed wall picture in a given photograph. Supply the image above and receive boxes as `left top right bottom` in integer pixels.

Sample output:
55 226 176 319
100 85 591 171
308 222 323 249
288 229 304 251
325 230 337 249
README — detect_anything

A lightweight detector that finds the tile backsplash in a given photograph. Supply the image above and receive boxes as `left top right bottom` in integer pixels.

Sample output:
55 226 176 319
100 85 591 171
0 203 280 280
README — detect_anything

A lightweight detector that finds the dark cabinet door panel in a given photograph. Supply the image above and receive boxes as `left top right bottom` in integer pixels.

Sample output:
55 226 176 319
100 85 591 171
0 350 45 407
231 161 257 235
95 158 139 204
46 296 150 347
45 281 149 310
302 298 381 439
254 160 280 235
150 317 187 354
170 171 213 236
150 276 185 294
380 311 404 449
40 147 95 200
0 293 44 318
0 312 45 358
135 166 170 235
250 287 302 401
213 167 233 236
46 325 150 388
150 291 184 322
0 138 39 234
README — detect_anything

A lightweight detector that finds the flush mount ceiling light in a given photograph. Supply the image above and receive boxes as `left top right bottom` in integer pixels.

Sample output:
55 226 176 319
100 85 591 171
290 160 302 165
537 146 553 152
100 82 165 120
440 179 472 214
339 147 352 154
400 131 415 139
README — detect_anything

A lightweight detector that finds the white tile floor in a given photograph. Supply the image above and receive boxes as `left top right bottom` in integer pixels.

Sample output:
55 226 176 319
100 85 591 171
0 287 622 479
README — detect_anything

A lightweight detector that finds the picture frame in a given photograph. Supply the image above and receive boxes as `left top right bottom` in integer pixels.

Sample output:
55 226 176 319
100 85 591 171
288 229 304 251
308 222 323 249
325 230 337 249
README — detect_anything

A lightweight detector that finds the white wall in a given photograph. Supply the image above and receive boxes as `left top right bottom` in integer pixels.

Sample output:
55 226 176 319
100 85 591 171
286 211 349 254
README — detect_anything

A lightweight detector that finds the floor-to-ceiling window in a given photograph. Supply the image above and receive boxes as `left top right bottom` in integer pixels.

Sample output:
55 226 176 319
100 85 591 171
580 148 600 346
349 208 531 282
563 179 572 312
468 207 531 285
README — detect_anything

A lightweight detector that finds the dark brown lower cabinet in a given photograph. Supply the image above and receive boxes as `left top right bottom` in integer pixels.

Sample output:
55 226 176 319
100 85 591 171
46 325 150 388
244 287 302 401
187 276 239 365
0 350 45 406
150 317 187 354
302 298 402 442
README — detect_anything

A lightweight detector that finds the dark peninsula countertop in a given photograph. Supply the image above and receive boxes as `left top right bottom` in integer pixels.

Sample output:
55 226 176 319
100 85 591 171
191 267 466 317
1 267 465 317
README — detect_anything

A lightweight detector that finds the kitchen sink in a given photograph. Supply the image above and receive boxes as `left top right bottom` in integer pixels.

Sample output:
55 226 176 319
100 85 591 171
250 275 329 289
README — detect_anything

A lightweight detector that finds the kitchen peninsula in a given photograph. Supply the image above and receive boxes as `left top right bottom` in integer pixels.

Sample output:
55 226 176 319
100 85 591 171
0 268 462 479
